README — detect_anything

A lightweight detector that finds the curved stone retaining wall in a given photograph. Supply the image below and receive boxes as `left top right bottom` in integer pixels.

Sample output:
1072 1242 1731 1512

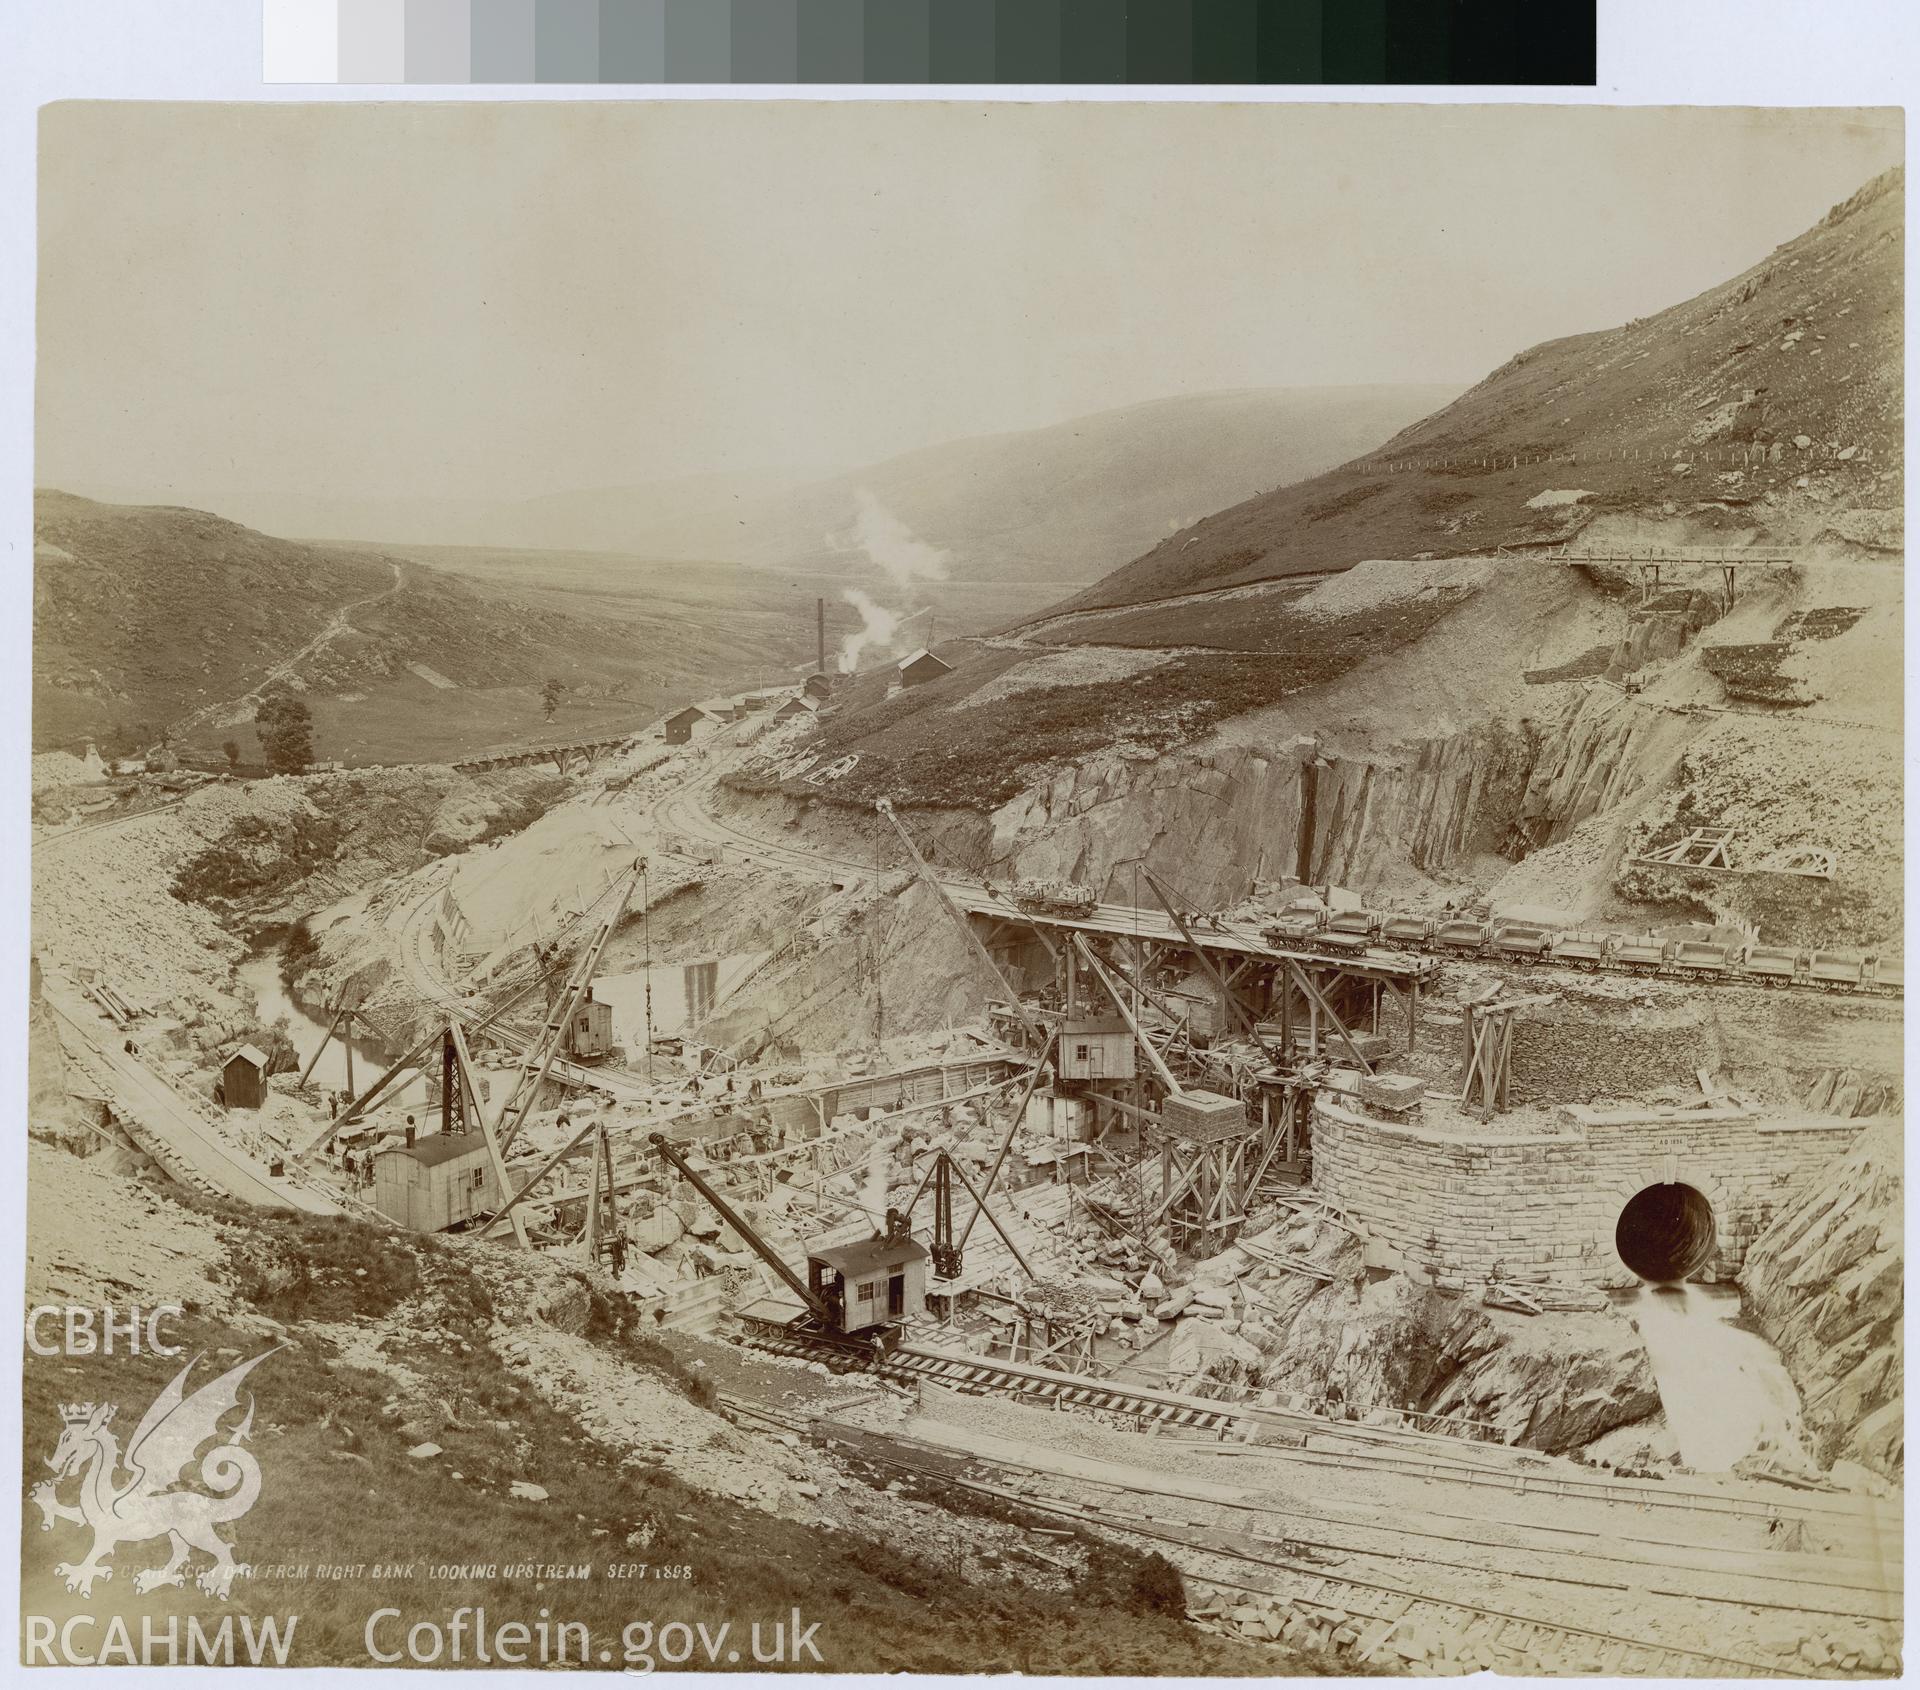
1310 1095 1867 1290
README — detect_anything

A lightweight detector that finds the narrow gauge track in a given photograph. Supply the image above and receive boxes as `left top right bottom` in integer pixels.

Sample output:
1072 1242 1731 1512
660 773 1899 1001
736 1317 1896 1535
718 1390 1804 1679
738 1317 1237 1434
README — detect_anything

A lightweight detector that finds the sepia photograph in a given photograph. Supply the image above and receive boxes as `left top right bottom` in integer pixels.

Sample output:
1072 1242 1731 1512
22 97 1905 1674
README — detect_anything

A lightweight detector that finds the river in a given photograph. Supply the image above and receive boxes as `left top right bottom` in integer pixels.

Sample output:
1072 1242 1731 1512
1613 1281 1811 1472
236 950 428 1108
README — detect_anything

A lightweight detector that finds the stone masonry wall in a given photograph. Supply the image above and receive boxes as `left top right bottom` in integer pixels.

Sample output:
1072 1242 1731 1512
1311 1096 1865 1290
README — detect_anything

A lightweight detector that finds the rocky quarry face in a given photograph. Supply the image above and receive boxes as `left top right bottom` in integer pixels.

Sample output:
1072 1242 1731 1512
1742 1119 1903 1479
1136 1211 1661 1456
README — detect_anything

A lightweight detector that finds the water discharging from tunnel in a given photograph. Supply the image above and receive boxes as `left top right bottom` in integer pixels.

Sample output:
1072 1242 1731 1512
1612 1281 1811 1472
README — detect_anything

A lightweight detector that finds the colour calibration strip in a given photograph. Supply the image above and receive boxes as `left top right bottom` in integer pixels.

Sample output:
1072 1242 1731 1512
265 1 1597 86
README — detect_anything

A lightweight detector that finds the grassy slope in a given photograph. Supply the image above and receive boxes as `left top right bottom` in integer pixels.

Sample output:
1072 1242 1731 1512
1044 169 1903 628
20 1198 1277 1674
757 170 1903 814
734 581 1477 811
30 495 815 764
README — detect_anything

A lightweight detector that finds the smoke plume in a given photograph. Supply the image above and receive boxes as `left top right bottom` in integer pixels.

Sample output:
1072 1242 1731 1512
829 490 947 673
837 588 900 674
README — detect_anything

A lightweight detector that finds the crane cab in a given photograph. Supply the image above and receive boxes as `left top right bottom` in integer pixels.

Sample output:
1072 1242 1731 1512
807 1237 929 1335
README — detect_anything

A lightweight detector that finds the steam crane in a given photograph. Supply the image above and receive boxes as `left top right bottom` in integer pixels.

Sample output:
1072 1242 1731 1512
648 1133 927 1342
648 1123 1046 1342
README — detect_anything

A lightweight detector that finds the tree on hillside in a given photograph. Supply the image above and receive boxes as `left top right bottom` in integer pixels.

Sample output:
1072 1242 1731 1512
541 678 567 722
255 689 315 774
222 739 241 770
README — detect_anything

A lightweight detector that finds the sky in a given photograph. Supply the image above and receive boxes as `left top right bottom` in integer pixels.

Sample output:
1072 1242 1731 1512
36 101 1902 519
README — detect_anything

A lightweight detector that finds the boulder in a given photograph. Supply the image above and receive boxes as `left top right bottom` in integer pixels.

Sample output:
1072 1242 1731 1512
1171 1316 1259 1380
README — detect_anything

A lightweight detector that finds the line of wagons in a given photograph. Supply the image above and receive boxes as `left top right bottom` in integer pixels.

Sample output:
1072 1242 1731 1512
1259 908 1900 996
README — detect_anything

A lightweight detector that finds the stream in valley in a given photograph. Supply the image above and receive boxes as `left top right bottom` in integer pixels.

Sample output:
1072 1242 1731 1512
236 950 428 1108
1613 1281 1811 1472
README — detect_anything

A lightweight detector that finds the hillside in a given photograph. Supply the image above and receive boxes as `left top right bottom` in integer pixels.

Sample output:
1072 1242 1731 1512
728 172 1904 953
31 492 812 763
508 386 1462 585
163 387 1457 585
1046 168 1902 631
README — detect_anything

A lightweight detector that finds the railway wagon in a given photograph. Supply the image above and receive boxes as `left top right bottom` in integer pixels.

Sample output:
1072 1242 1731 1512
1325 909 1383 939
1612 935 1671 970
1669 940 1738 978
1433 918 1492 954
1262 913 1323 948
1743 945 1804 987
1380 913 1433 948
1491 923 1552 962
1807 950 1866 990
1554 932 1614 970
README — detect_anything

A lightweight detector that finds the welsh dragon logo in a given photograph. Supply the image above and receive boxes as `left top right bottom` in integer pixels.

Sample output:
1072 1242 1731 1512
30 1348 278 1601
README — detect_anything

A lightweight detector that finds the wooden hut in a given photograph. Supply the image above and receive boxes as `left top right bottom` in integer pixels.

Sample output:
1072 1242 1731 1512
896 648 953 689
567 990 615 1062
371 1132 499 1231
1056 1018 1137 1083
221 1044 270 1111
664 706 714 745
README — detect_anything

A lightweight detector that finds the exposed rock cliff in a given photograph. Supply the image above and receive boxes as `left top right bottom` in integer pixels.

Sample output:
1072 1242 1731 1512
1741 1120 1902 1478
984 682 1683 912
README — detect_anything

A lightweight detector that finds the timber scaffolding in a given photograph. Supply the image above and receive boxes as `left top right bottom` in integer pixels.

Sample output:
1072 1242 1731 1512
969 876 1438 1251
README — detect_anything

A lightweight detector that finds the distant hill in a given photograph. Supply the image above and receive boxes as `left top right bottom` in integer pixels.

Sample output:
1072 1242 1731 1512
111 387 1459 586
30 492 807 762
504 386 1463 584
758 169 1905 814
1048 168 1903 631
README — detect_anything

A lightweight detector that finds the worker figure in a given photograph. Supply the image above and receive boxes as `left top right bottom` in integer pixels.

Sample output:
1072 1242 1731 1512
608 1231 628 1278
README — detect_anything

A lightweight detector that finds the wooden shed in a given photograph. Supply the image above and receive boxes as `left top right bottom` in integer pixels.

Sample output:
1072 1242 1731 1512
1056 1018 1137 1083
808 1236 928 1334
567 990 615 1062
664 706 713 745
896 648 953 689
775 694 819 722
802 673 835 700
221 1044 270 1111
371 1131 499 1231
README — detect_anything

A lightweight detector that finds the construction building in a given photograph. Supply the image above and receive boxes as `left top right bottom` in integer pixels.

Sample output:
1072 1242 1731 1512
896 648 953 688
567 989 616 1062
372 1131 499 1231
220 1044 270 1110
664 705 715 745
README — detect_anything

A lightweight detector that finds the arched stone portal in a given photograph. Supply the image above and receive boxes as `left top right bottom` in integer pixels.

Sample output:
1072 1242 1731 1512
1615 1182 1718 1282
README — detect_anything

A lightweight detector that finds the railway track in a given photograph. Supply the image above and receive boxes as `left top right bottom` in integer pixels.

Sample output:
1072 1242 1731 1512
737 1316 1239 1433
719 1388 1815 1678
735 1316 1898 1540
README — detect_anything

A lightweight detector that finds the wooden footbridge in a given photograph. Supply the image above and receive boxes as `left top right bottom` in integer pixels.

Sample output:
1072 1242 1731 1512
1512 544 1800 609
453 732 640 775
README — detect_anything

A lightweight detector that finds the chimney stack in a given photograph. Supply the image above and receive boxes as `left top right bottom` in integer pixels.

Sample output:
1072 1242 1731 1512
816 597 826 676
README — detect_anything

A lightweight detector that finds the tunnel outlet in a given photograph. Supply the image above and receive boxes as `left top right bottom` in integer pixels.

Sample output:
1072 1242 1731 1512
1615 1182 1717 1283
